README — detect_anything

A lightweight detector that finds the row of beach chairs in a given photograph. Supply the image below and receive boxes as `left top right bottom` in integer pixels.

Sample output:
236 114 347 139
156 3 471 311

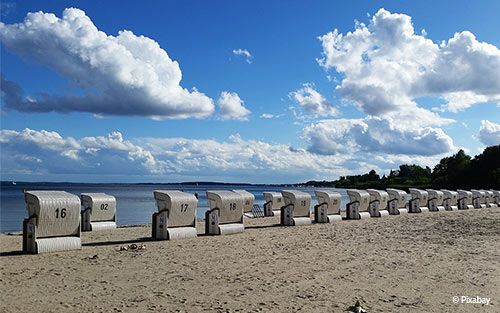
22 188 499 254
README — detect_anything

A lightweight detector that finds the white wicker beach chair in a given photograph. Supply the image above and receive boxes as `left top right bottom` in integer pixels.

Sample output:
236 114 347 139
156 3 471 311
314 190 342 223
386 189 409 215
441 190 458 211
366 189 390 217
345 189 371 220
23 191 81 254
205 190 244 235
408 188 430 213
482 190 498 208
491 190 500 207
263 192 283 217
232 190 256 217
152 190 198 240
426 189 446 211
471 189 487 209
280 190 312 226
457 190 474 210
81 193 117 231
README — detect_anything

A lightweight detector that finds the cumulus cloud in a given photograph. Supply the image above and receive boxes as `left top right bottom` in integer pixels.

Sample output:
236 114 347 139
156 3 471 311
0 8 214 119
217 91 251 120
318 8 500 119
303 117 456 156
0 128 167 175
478 120 500 146
232 48 253 64
290 84 340 117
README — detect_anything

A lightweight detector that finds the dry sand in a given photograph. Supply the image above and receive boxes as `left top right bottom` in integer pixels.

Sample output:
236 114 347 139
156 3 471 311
1 209 499 313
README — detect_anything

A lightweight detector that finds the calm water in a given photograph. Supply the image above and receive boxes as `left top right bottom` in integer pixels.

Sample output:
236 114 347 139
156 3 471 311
0 183 350 233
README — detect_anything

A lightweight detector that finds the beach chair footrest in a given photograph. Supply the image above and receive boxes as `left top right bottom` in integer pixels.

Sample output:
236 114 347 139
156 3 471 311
219 223 244 235
167 227 197 240
35 237 81 254
90 221 117 231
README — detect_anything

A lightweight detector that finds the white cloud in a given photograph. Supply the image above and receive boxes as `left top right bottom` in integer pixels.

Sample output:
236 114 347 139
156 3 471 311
0 128 167 175
290 84 340 117
217 91 251 121
260 113 275 119
318 8 500 120
303 117 456 156
0 8 214 119
478 120 500 146
232 48 253 64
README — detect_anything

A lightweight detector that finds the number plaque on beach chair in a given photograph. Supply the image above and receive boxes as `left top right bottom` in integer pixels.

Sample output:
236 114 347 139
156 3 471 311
280 190 312 226
366 189 390 217
314 190 342 223
152 190 198 240
471 190 487 209
346 189 371 219
232 189 256 218
386 189 409 215
441 190 458 211
205 190 244 235
426 189 446 211
81 193 117 231
23 191 81 254
457 190 474 210
408 188 430 213
263 192 283 217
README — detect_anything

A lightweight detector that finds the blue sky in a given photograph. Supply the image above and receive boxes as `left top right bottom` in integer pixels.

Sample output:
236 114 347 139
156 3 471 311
1 0 499 183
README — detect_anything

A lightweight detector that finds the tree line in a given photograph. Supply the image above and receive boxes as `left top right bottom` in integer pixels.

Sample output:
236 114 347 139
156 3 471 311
300 145 500 190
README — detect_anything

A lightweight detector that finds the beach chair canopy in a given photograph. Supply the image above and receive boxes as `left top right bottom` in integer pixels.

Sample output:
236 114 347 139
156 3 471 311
315 190 341 215
232 189 255 213
282 190 311 217
346 189 370 212
81 193 116 222
206 190 244 224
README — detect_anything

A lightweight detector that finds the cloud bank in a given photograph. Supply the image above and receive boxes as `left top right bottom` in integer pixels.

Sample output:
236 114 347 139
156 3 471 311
217 91 251 121
0 8 214 119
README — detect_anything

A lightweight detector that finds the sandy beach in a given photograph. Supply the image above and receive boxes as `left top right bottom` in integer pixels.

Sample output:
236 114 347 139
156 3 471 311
1 209 499 313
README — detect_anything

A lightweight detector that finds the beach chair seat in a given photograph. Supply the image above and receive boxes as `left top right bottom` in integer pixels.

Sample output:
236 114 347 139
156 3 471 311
205 190 244 235
471 190 487 209
408 188 430 213
426 189 446 211
366 189 390 217
314 190 342 223
263 192 283 217
152 190 198 240
441 190 458 211
280 190 312 226
81 193 117 231
386 189 409 215
457 190 474 210
23 191 81 254
346 189 371 219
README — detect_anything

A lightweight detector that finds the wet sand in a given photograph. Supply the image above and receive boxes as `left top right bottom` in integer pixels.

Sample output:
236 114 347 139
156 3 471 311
1 209 499 312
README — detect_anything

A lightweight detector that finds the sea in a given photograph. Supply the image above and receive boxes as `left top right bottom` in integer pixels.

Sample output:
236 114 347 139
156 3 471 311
0 182 350 233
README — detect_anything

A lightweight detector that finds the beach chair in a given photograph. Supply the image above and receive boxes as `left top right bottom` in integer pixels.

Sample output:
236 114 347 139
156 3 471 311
232 189 256 217
441 190 458 211
313 190 342 223
81 193 117 231
408 189 430 213
426 189 446 212
263 192 284 217
205 190 244 235
366 189 390 217
23 191 81 254
386 189 409 215
482 190 498 208
491 190 500 207
280 190 312 226
152 190 198 240
471 190 487 209
345 189 371 219
457 190 474 210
